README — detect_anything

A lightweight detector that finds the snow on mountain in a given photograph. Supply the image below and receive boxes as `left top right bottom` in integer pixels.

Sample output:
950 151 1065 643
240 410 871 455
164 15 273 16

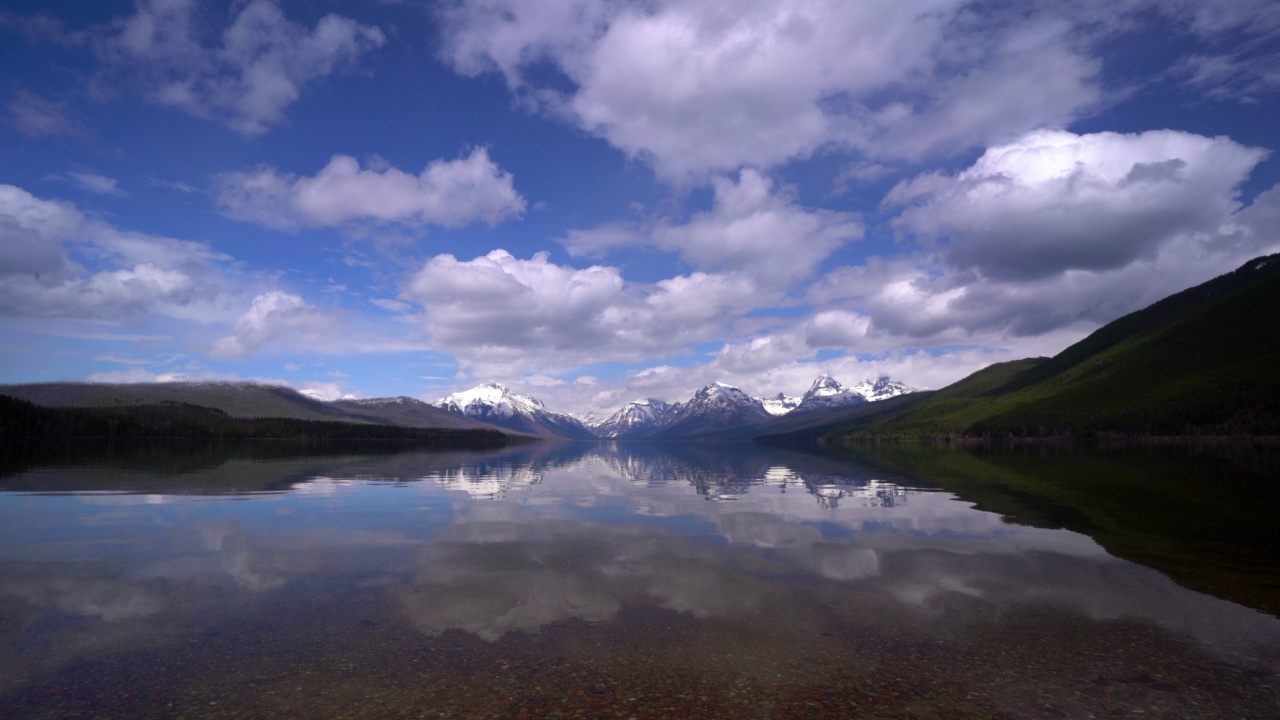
595 398 678 438
848 376 915 401
760 392 802 416
338 396 415 407
300 388 357 401
792 374 863 413
432 382 595 439
650 382 773 439
792 374 915 413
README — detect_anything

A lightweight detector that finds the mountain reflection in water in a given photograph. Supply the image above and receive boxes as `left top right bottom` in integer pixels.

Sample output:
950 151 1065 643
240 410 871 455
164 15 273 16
1 440 1277 719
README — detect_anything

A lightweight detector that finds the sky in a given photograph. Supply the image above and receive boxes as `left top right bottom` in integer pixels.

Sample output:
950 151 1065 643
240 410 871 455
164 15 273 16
2 0 1279 419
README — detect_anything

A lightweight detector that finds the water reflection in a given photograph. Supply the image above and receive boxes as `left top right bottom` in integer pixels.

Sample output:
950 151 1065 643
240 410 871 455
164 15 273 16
1 441 1278 718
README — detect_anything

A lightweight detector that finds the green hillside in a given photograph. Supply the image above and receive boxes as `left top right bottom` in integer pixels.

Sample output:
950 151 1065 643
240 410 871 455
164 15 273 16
818 254 1280 441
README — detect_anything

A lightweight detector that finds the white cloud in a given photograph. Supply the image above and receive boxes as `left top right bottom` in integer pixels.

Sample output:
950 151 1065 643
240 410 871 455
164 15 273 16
564 169 862 288
297 381 354 401
0 184 236 323
437 0 1104 177
408 249 624 360
887 129 1269 281
102 0 385 135
404 247 791 379
85 367 190 383
210 291 343 358
216 149 526 231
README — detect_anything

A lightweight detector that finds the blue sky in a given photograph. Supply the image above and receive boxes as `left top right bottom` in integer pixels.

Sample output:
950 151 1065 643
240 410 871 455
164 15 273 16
2 0 1279 417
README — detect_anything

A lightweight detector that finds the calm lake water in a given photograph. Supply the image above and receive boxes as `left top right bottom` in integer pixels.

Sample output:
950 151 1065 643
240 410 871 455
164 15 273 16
1 441 1277 719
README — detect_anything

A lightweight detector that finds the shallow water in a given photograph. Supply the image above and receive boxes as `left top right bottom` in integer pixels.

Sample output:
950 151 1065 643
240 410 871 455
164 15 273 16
1 441 1277 718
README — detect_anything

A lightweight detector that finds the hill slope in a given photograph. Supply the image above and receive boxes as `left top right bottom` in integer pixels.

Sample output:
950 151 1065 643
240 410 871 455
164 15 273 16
816 254 1280 440
0 395 514 445
0 383 507 432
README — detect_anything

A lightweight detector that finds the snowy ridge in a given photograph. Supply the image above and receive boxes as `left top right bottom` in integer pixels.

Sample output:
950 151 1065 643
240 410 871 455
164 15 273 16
774 374 918 415
595 398 678 438
434 382 546 418
340 396 417 406
760 392 801 416
848 376 914 402
791 374 865 413
432 382 594 439
649 381 773 438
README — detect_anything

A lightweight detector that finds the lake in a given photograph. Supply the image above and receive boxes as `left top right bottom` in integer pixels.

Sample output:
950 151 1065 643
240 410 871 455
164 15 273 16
1 440 1277 718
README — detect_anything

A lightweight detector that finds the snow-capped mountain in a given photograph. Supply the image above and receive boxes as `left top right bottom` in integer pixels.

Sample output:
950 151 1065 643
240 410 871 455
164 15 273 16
760 392 801 416
792 374 915 414
792 374 866 413
432 383 596 439
848 376 915 402
595 398 678 438
649 382 773 439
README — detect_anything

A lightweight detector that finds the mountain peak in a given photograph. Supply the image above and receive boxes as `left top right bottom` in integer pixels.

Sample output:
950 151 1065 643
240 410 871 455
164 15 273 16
595 398 678 438
432 383 589 439
807 374 846 395
849 376 915 401
790 374 916 413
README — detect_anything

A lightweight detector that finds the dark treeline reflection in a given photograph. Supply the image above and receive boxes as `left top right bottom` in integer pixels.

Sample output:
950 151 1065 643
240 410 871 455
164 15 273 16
829 440 1280 616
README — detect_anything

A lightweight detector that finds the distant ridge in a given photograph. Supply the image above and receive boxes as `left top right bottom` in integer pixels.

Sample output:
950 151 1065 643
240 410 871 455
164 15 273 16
0 382 509 433
0 394 514 445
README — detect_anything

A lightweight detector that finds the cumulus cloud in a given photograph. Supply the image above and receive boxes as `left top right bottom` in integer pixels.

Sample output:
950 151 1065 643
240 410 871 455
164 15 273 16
564 169 862 287
210 291 342 358
100 0 385 135
216 149 525 231
405 247 791 378
887 129 1269 280
408 249 624 358
0 184 233 322
436 0 1105 177
791 138 1280 348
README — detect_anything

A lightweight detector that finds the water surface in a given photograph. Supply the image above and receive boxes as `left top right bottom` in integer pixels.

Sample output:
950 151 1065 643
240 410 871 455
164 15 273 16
1 441 1277 718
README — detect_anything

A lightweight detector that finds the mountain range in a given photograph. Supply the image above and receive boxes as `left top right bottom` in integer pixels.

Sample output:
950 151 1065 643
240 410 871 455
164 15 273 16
11 252 1273 443
0 373 916 442
591 375 917 440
